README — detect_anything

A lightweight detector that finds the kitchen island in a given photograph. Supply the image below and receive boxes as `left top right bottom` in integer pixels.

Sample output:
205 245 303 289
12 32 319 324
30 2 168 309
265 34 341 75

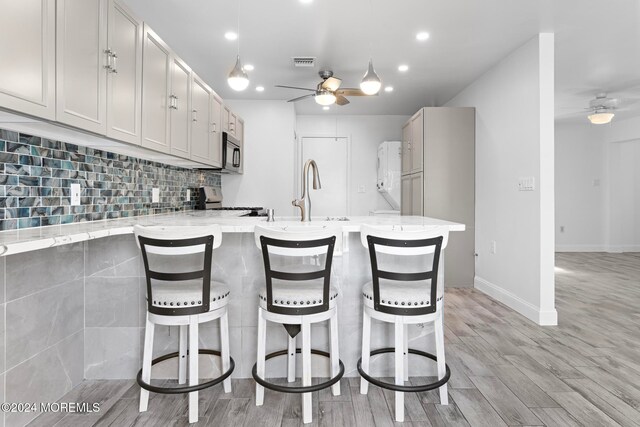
0 211 463 426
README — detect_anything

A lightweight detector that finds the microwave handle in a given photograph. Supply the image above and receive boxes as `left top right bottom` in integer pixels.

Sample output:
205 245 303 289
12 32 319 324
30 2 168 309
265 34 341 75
232 147 241 167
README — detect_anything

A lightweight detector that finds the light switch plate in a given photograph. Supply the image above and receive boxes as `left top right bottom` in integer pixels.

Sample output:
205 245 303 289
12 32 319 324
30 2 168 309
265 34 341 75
152 188 160 203
70 183 81 206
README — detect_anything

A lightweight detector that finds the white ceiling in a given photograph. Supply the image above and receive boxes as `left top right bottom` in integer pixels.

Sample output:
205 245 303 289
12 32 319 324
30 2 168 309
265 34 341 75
122 0 640 119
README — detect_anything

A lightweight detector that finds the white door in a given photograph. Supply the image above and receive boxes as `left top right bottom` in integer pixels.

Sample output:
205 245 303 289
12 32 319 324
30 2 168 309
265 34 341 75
56 0 108 134
300 137 349 217
106 0 142 145
0 0 56 119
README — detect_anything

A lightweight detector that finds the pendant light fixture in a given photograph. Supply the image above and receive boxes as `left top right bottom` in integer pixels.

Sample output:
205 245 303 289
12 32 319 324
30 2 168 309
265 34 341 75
227 0 249 91
360 0 381 95
588 110 615 125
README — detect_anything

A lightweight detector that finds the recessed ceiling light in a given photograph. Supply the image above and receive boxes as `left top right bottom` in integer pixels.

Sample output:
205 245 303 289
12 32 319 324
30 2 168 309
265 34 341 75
323 106 330 110
416 32 430 41
300 0 313 3
224 32 238 41
243 64 254 71
384 86 394 92
398 64 409 72
256 86 264 92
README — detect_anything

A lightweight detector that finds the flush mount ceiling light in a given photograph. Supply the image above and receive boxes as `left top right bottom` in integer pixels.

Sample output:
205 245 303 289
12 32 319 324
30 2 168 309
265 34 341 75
255 86 264 92
227 0 249 91
315 89 336 106
243 64 254 71
398 64 409 72
360 59 382 95
588 110 615 125
416 32 430 41
384 86 394 92
224 32 237 41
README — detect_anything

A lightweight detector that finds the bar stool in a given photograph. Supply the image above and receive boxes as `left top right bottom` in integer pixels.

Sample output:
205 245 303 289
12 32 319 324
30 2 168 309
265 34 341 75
357 225 451 422
134 225 234 424
252 225 344 424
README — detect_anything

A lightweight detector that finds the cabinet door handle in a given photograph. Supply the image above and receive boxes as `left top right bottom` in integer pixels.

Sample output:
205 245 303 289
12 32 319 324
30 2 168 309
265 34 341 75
210 123 217 133
104 49 113 72
111 52 118 73
169 95 178 110
192 109 198 122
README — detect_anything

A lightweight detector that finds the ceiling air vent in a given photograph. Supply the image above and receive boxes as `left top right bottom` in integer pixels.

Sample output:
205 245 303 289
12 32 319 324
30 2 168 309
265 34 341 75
292 57 316 68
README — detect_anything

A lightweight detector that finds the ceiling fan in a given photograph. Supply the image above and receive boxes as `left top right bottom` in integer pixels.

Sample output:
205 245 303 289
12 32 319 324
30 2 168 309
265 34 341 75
276 70 373 106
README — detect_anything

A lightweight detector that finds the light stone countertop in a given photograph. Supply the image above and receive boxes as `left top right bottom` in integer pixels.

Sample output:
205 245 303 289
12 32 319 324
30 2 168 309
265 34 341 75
0 210 464 256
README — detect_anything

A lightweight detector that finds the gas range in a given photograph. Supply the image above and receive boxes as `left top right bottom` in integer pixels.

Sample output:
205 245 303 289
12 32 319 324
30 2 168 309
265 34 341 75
196 187 267 217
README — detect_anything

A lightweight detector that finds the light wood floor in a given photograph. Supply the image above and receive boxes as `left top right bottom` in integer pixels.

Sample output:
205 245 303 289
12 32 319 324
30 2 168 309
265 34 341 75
28 252 640 427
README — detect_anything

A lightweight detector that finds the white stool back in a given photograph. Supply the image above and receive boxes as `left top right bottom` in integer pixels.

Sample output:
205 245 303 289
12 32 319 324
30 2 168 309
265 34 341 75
134 224 223 316
360 225 449 316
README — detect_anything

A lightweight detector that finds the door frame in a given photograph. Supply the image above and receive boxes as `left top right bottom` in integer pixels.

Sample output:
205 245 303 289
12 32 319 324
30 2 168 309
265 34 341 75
296 134 352 216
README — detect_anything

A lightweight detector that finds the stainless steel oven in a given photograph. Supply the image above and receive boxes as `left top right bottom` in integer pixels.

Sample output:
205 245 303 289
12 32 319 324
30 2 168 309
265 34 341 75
222 132 241 173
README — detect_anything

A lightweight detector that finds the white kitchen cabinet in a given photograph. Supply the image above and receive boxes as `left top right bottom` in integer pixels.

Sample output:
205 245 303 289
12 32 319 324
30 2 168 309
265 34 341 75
169 57 191 158
411 172 423 215
141 25 171 153
411 109 424 173
0 0 56 120
236 117 244 173
401 174 412 215
222 106 230 133
106 0 143 145
56 0 108 134
401 121 411 175
190 74 221 166
229 112 237 136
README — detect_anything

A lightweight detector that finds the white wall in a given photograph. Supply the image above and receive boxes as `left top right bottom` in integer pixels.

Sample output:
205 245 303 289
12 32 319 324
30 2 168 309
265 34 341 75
296 115 409 215
555 122 606 251
445 34 557 325
221 100 297 216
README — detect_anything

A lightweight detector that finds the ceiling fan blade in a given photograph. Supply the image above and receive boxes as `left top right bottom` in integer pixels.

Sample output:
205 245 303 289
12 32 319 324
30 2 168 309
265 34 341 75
336 88 375 97
275 85 316 92
287 93 315 103
335 95 350 106
322 77 342 91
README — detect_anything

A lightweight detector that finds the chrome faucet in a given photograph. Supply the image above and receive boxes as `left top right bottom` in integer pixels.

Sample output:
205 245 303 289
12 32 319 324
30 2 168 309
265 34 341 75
292 159 321 222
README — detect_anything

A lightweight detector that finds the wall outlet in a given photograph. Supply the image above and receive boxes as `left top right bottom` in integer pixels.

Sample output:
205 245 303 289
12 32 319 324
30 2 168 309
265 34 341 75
560 225 565 233
152 188 160 203
70 183 81 206
518 176 535 191
357 185 366 193
186 189 191 202
490 240 497 254
593 178 601 187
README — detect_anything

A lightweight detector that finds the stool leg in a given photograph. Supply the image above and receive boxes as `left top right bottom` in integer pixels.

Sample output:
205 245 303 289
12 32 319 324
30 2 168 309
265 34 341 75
435 308 448 405
287 334 296 383
329 312 341 396
188 316 199 424
360 308 371 395
404 324 409 381
395 318 405 422
178 325 187 385
256 308 266 406
139 314 155 412
220 309 232 393
301 319 312 424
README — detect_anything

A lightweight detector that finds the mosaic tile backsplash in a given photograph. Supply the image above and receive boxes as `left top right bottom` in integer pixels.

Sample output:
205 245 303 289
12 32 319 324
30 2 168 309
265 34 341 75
0 129 221 231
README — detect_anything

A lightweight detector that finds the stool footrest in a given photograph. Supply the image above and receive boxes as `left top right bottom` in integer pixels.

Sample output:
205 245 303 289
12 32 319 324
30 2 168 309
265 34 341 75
137 349 235 394
357 347 450 392
252 348 344 393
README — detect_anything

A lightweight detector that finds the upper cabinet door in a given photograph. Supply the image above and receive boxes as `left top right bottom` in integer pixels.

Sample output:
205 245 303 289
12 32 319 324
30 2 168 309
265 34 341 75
222 106 230 133
56 0 108 134
411 109 424 173
210 94 222 167
0 0 55 120
229 112 237 136
141 25 171 153
106 0 142 145
236 117 244 173
169 56 191 158
401 121 411 175
190 74 213 164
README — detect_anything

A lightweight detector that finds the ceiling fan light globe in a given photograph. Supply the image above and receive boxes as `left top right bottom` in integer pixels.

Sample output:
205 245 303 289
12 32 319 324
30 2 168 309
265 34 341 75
315 91 336 106
360 59 382 95
588 112 614 125
228 55 250 91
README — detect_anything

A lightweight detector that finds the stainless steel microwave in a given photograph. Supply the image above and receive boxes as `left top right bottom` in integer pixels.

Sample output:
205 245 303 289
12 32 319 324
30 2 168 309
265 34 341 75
222 132 241 173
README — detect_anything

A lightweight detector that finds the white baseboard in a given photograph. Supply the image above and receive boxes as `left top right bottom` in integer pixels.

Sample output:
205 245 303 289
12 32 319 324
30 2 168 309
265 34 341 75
474 276 558 326
555 244 640 253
